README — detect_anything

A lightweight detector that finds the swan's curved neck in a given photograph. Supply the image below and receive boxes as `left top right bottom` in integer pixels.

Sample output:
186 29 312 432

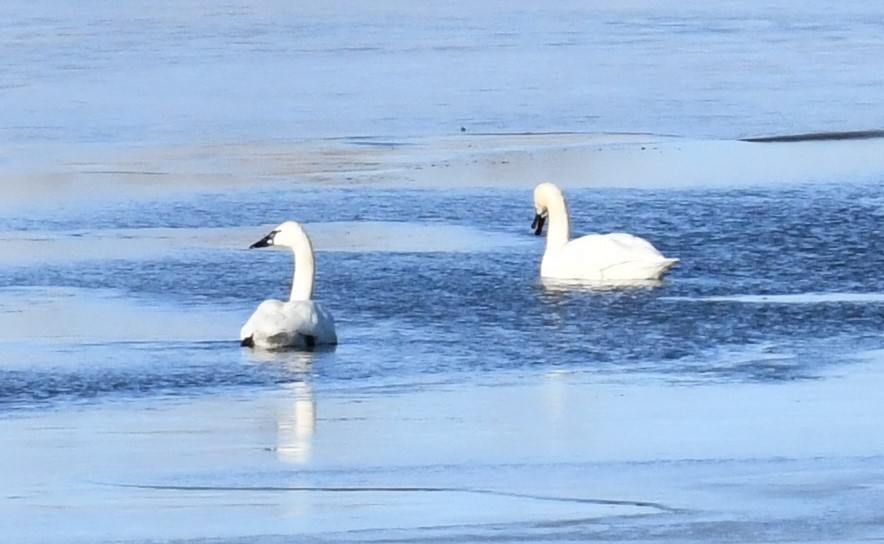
289 234 316 301
544 191 571 253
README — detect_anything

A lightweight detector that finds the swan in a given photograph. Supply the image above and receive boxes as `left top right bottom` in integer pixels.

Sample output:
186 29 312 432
532 182 678 282
240 221 337 350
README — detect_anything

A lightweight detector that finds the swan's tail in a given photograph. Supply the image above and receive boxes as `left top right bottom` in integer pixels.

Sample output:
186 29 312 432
653 258 679 278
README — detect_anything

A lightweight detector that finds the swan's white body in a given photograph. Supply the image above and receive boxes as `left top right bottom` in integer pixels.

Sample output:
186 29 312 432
240 221 337 350
533 182 678 282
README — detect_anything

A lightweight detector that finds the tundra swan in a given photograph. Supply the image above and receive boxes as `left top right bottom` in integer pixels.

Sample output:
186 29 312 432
240 221 337 349
532 182 678 282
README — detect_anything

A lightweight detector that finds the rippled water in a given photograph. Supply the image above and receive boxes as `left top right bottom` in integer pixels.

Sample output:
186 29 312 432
3 179 884 409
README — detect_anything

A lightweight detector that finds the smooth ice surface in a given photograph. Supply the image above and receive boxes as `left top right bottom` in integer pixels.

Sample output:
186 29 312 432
0 222 529 264
665 292 884 304
4 363 884 543
3 0 884 145
4 1 884 542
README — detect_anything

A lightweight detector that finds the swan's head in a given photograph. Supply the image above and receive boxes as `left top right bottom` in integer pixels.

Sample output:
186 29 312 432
532 182 564 236
249 221 309 249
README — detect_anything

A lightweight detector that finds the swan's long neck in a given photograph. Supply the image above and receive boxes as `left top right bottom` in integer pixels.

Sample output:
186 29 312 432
289 233 316 301
544 191 571 253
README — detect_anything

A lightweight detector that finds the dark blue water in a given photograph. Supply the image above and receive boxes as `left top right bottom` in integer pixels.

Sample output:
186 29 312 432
4 180 884 409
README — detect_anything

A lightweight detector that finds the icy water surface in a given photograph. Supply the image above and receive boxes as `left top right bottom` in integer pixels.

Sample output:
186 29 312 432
4 134 884 542
3 178 884 406
4 0 884 541
3 0 884 144
4 164 884 542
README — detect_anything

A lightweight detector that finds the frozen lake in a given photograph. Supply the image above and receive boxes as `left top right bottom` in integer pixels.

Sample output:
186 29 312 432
4 134 884 542
3 1 884 542
3 0 884 144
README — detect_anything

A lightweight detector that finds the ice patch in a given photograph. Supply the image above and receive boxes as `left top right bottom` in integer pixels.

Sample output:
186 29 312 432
0 222 529 265
663 293 884 304
0 286 240 346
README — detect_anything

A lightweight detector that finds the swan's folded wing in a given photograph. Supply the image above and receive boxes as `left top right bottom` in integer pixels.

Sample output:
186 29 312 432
601 232 667 258
548 233 676 281
240 299 287 341
560 234 662 269
281 301 336 342
300 302 337 344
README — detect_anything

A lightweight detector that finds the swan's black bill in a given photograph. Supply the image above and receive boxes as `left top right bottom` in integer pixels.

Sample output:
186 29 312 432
249 231 276 248
241 336 255 347
532 214 546 236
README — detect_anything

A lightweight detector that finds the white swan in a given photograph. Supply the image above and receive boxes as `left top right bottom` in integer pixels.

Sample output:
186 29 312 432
240 221 337 350
532 182 678 282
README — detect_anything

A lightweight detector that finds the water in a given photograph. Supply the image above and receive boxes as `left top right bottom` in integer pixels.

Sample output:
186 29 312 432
3 2 884 542
3 0 884 145
3 180 884 409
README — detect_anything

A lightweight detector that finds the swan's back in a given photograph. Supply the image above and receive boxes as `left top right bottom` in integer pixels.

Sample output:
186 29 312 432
240 299 337 349
542 232 678 281
601 232 662 255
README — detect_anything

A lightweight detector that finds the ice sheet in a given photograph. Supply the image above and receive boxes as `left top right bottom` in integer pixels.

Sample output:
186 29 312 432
3 364 884 542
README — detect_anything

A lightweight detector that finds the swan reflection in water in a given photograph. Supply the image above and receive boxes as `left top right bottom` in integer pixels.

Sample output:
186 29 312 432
276 379 315 464
245 348 317 464
540 276 664 293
